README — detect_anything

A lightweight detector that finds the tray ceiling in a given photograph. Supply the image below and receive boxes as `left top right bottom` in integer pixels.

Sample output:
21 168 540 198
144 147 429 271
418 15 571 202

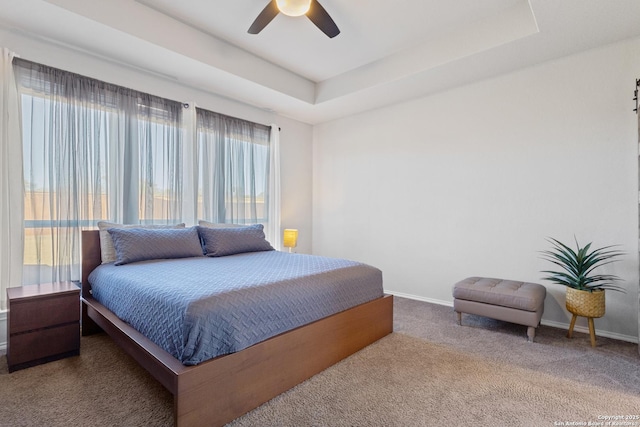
1 0 640 124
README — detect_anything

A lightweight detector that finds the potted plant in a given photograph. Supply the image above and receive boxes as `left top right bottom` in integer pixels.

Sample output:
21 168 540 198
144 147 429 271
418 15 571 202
541 237 624 346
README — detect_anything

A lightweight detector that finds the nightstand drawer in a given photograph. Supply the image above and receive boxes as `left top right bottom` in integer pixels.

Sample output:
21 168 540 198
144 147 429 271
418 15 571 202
10 294 79 334
8 323 80 367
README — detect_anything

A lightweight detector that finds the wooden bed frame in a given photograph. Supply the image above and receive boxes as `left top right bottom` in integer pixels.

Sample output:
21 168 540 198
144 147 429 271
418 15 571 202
80 230 393 427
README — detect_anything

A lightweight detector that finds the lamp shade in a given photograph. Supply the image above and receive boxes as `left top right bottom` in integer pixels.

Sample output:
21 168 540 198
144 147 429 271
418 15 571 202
283 229 298 248
276 0 311 17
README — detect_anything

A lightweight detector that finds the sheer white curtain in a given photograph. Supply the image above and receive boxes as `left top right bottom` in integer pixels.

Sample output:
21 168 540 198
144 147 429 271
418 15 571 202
14 59 183 284
196 109 271 227
135 94 183 224
180 102 198 226
266 124 281 249
0 48 24 309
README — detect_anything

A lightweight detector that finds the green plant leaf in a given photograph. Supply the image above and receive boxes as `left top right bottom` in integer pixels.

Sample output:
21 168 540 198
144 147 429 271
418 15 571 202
540 237 625 293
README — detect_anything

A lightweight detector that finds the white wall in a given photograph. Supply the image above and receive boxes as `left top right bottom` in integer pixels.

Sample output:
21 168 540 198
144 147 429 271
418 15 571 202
313 37 640 342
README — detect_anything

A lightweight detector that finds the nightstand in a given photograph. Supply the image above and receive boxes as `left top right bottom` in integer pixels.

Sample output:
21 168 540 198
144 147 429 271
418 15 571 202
7 282 80 372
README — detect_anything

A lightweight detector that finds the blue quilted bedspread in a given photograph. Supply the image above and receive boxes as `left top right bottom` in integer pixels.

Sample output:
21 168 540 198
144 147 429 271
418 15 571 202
88 251 383 365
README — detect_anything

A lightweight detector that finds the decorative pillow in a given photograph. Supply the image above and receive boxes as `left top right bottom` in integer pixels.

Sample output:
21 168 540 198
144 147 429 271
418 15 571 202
97 221 185 264
198 220 245 229
108 227 203 266
197 224 274 257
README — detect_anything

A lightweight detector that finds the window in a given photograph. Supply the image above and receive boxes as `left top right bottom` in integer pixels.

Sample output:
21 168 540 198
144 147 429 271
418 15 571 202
13 59 275 285
15 59 183 284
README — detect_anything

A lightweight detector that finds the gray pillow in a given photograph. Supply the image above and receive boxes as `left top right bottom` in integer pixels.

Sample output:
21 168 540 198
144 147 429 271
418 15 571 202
97 221 185 264
197 224 274 257
108 227 203 265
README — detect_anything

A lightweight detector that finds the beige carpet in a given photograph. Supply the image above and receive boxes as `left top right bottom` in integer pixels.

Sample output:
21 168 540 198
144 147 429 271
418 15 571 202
1 297 639 426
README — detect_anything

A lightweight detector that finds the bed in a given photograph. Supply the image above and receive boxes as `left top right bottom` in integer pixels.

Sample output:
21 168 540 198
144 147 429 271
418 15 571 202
81 229 393 426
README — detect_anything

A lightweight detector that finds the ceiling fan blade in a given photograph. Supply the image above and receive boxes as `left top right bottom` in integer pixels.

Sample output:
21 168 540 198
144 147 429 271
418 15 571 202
248 1 280 34
306 0 340 38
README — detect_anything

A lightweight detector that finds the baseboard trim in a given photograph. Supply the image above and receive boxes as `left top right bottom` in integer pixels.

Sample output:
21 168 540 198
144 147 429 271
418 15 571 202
540 319 638 344
0 309 6 352
387 290 639 344
386 290 454 308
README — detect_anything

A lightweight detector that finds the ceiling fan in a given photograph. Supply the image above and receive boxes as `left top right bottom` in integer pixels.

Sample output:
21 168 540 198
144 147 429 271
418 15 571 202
248 0 340 38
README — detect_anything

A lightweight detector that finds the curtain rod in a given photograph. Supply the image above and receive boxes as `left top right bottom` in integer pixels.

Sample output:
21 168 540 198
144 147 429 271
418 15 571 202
14 57 282 130
182 102 280 130
634 79 639 113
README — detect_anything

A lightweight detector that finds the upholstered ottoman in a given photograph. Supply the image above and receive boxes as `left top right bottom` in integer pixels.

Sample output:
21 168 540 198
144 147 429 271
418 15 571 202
453 277 546 342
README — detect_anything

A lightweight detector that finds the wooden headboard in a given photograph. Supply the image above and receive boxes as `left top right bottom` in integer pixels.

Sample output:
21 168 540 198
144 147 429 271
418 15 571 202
81 230 102 299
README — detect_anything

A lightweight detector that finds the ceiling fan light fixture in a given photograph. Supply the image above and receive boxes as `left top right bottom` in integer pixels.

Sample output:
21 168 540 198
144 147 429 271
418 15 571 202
276 0 312 17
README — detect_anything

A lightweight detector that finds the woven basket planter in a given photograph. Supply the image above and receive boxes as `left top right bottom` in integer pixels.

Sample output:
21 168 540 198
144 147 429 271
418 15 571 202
566 288 605 318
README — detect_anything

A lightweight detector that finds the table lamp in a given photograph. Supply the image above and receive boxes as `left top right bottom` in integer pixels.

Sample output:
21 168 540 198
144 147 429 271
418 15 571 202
283 229 298 253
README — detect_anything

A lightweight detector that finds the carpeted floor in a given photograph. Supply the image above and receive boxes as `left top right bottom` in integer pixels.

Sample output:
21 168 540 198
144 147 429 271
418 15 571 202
1 297 638 426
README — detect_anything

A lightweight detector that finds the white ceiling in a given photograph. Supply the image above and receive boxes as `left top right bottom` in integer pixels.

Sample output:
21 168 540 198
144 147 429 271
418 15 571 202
136 0 526 82
1 0 640 124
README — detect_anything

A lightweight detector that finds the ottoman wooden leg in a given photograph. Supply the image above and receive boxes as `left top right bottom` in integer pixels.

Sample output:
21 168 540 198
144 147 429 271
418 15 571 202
527 326 535 342
567 314 577 338
456 311 462 325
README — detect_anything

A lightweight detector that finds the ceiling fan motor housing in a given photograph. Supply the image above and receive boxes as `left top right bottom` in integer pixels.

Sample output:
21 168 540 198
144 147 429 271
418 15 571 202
276 0 312 17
